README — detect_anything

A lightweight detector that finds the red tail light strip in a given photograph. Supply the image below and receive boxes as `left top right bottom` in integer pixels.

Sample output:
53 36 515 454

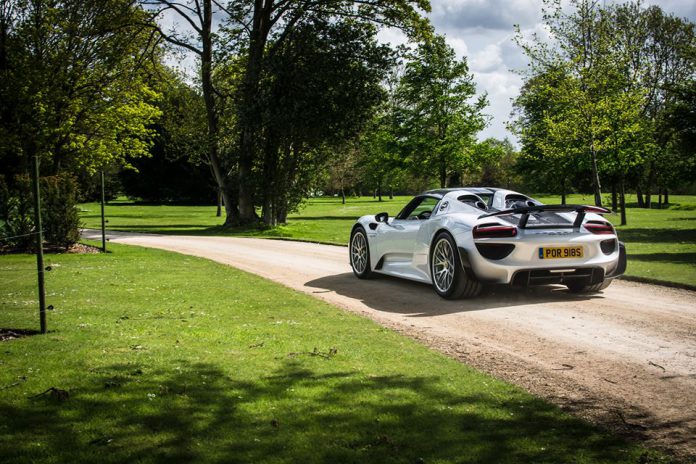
584 221 615 235
473 225 518 239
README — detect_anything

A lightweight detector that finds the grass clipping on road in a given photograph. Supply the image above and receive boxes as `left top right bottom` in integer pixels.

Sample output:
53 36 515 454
0 244 667 463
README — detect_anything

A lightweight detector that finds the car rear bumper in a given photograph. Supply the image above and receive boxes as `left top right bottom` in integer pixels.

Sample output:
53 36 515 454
458 241 626 286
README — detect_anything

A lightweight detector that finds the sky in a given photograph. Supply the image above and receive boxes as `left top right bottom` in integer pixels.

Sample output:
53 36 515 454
376 0 696 144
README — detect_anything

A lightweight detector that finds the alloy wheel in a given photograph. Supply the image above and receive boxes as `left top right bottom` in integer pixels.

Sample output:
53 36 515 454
432 238 455 292
351 231 368 274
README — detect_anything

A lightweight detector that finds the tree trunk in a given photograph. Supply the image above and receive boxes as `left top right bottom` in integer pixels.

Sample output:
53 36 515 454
237 0 272 225
389 187 393 200
439 159 446 189
664 189 669 205
259 133 281 226
590 143 602 207
611 181 617 212
276 203 287 224
658 187 662 209
216 188 222 217
645 161 655 209
561 178 566 205
636 184 644 208
341 188 345 204
200 0 238 226
620 177 627 226
377 179 382 202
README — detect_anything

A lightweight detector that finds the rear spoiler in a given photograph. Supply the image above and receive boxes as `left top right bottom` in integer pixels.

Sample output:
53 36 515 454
479 205 611 229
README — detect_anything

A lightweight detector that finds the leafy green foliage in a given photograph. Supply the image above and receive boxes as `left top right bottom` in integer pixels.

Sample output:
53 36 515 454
466 138 521 189
119 73 215 203
2 197 35 250
40 174 81 249
397 35 487 188
0 0 162 177
254 17 395 224
1 174 81 251
512 0 696 213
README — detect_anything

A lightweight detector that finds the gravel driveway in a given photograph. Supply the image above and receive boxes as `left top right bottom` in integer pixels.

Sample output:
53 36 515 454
82 230 696 459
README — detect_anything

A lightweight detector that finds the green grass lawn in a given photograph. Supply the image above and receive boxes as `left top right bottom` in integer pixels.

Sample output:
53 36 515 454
80 193 696 288
0 243 666 463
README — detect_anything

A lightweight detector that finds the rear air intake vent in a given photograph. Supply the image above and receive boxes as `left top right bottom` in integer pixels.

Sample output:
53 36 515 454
600 239 617 255
475 243 515 260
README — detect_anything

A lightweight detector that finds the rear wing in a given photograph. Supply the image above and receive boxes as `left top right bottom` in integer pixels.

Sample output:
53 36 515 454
479 205 611 229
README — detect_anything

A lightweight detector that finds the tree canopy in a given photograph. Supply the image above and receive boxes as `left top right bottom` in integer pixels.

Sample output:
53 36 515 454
0 0 162 180
512 0 695 222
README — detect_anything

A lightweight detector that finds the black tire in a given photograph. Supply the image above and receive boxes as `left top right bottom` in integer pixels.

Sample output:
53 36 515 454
430 232 482 299
566 279 612 293
350 226 373 279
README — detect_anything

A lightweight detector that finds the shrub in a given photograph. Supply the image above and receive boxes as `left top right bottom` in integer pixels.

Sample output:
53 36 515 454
0 176 9 220
1 174 82 251
2 196 35 250
41 174 81 249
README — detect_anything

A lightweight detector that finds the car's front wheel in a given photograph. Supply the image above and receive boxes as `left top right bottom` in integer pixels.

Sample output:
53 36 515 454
430 232 481 299
350 226 373 279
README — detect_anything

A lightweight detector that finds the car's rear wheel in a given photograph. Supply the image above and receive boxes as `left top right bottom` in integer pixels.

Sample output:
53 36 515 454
430 232 481 299
350 226 373 279
566 279 612 293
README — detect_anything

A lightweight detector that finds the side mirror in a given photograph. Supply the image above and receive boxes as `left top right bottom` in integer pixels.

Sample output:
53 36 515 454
375 212 389 223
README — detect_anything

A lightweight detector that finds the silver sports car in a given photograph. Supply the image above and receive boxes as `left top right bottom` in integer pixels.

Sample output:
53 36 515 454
349 188 627 299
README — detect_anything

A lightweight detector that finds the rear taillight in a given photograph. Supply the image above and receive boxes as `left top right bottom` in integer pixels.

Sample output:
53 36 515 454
473 224 517 239
584 221 615 235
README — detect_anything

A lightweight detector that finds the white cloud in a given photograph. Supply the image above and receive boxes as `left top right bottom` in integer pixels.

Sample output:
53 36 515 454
376 27 408 48
432 0 543 31
444 36 470 59
470 43 503 72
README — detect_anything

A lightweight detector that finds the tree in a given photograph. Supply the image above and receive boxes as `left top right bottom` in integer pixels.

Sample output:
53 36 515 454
0 0 162 179
467 138 520 189
253 17 395 224
612 3 695 207
120 73 217 203
514 0 625 207
358 112 404 202
145 0 430 226
143 0 240 223
229 0 431 224
513 0 695 214
325 141 362 204
396 35 487 188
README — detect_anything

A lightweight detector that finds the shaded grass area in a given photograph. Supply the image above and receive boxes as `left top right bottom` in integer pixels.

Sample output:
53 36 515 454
79 194 696 287
0 244 666 463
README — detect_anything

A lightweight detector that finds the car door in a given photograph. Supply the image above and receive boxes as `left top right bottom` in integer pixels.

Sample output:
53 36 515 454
377 196 440 281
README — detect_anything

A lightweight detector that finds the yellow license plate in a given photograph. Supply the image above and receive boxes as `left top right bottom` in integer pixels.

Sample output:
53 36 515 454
538 246 584 259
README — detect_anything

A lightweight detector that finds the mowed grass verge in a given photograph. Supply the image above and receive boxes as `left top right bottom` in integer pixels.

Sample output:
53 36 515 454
80 194 696 288
0 244 664 463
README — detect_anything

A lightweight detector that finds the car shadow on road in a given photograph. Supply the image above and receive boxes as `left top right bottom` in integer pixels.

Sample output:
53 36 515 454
305 273 601 316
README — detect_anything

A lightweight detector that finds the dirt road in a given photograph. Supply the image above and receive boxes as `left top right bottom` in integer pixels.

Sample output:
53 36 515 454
83 230 696 459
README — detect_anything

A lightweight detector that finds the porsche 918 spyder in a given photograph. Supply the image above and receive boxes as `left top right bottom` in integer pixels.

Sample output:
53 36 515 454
349 188 627 299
